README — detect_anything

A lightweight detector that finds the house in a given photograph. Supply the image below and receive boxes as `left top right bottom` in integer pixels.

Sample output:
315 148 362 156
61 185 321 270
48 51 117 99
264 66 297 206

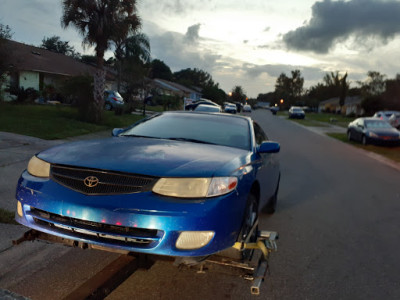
0 39 116 101
149 78 202 107
318 96 364 116
151 78 202 100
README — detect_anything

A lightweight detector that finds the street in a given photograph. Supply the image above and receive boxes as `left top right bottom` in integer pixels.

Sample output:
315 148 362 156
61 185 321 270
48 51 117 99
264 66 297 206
1 109 400 299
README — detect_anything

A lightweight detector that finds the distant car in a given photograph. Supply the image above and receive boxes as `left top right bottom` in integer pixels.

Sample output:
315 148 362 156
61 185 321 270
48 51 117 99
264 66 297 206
185 100 220 111
270 107 279 115
288 106 305 119
347 117 400 146
224 104 237 114
373 111 400 129
104 90 124 111
388 113 400 129
15 112 280 259
194 104 221 113
243 104 252 112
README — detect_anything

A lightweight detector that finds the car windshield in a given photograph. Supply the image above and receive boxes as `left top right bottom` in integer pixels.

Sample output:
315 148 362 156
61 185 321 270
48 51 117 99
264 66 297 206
365 120 393 129
293 108 303 112
120 113 251 150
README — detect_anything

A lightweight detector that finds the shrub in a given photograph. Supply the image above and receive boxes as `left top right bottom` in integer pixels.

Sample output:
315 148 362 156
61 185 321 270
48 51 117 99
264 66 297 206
7 86 39 103
60 75 99 122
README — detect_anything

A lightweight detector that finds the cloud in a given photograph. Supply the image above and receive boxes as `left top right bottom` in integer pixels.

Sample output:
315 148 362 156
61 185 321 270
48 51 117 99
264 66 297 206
141 0 213 15
283 0 400 54
244 63 326 81
148 28 222 72
185 23 201 43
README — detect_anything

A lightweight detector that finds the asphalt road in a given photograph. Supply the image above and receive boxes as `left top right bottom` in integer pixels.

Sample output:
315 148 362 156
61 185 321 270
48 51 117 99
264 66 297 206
1 109 400 299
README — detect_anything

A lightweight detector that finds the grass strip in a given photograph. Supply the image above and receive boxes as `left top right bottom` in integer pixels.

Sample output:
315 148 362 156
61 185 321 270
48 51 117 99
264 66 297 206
327 133 400 163
0 208 18 224
0 103 144 140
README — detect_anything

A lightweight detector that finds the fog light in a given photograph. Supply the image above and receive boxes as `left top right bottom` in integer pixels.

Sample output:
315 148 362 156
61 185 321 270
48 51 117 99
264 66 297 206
176 231 215 250
17 201 23 217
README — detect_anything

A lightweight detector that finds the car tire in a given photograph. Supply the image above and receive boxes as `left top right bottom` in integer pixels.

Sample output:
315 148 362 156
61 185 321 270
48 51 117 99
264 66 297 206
263 174 280 214
104 103 112 111
362 135 368 145
347 130 352 141
217 193 258 261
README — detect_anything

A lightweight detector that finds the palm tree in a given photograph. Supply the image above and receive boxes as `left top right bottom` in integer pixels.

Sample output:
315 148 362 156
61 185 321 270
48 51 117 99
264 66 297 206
61 0 141 122
323 71 349 111
114 32 150 91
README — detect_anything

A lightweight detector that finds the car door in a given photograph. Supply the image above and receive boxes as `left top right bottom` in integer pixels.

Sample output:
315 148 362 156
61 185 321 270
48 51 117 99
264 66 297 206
253 122 279 205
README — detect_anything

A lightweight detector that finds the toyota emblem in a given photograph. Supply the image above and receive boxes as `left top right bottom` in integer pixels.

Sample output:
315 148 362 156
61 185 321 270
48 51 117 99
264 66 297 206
84 176 99 188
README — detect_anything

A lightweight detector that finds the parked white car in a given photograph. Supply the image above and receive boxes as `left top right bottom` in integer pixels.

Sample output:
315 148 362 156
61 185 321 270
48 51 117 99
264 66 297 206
373 111 400 129
243 104 252 112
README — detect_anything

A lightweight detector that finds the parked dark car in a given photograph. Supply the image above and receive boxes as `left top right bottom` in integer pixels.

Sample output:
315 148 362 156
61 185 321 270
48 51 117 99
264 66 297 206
270 106 279 115
104 90 124 110
185 100 220 111
347 117 400 146
15 112 280 259
288 106 305 119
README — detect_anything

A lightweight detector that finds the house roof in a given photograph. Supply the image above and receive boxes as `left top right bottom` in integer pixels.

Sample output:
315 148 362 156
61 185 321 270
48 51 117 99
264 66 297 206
319 96 362 106
154 78 200 95
3 39 115 79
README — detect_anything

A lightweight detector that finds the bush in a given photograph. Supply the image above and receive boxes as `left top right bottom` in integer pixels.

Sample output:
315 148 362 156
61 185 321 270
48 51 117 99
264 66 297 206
153 94 182 110
60 75 99 122
8 86 39 103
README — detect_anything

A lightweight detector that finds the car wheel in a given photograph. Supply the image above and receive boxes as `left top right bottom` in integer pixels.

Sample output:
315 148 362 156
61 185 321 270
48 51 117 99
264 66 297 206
347 130 352 141
263 174 280 214
362 135 368 145
104 103 112 111
217 193 258 261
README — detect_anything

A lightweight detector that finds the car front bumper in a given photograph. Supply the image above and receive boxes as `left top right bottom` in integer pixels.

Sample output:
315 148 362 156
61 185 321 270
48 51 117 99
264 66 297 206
367 136 400 146
289 113 305 119
15 171 248 257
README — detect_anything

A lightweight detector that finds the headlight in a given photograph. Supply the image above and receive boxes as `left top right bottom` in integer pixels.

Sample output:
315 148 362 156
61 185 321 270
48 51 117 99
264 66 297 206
368 132 379 138
27 156 50 177
152 177 238 198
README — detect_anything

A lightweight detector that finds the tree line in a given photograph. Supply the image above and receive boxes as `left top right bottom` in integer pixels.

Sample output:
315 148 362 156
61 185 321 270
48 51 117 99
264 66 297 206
257 69 400 115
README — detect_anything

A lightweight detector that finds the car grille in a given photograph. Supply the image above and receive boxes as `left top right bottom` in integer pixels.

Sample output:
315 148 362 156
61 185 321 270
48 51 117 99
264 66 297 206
51 165 158 195
28 208 163 248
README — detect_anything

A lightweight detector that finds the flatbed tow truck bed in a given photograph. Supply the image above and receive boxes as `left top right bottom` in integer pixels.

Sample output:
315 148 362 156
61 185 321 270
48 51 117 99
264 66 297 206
13 221 278 298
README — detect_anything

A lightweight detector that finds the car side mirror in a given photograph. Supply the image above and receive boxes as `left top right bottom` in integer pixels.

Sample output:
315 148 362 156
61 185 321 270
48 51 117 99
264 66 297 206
112 128 124 137
258 141 280 153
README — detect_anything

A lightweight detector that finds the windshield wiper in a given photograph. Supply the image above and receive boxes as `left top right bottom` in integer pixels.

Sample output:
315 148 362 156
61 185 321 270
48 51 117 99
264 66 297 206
165 137 216 145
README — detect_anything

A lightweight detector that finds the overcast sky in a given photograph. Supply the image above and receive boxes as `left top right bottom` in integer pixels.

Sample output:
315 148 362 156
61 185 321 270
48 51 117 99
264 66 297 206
1 0 400 97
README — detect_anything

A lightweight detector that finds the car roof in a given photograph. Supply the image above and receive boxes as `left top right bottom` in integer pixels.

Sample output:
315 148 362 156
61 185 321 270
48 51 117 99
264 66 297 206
196 104 219 108
358 117 387 121
163 110 251 121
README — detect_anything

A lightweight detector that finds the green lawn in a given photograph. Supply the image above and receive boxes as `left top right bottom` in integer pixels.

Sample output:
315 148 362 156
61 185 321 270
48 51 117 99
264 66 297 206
279 111 353 128
0 103 144 140
0 208 18 224
327 133 400 163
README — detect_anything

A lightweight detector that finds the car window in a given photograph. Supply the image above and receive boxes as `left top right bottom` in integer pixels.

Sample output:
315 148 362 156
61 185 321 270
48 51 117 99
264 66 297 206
365 120 392 129
121 113 251 150
253 122 268 145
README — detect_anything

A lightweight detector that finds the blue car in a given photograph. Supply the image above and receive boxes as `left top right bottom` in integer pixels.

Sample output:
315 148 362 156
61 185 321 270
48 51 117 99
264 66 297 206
15 112 280 258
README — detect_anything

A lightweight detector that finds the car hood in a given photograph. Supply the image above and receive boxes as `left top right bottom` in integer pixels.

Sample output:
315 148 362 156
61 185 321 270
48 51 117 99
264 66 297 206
37 137 250 177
